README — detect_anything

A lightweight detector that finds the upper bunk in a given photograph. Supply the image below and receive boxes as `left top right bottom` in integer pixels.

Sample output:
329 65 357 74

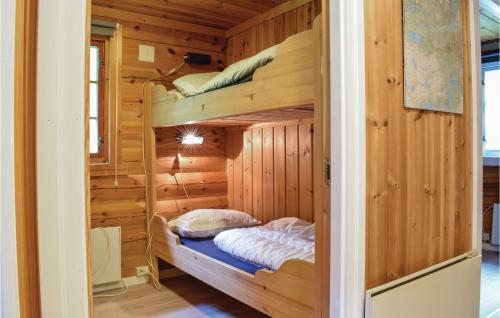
147 18 318 128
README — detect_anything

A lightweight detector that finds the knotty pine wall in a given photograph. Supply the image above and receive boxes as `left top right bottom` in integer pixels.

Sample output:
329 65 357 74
154 126 228 220
90 7 226 276
226 120 314 223
483 166 499 238
226 1 320 64
364 0 473 289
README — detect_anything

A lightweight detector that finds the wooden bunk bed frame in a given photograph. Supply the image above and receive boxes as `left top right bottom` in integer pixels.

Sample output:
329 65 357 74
143 16 323 318
150 27 314 128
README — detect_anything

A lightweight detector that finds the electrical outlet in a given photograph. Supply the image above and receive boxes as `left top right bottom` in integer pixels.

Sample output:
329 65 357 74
136 266 150 277
482 232 490 241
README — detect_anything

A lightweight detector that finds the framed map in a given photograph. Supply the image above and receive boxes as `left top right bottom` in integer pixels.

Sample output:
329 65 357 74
403 0 464 114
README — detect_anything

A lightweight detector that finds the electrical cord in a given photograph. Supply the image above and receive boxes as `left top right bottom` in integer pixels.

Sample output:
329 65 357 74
482 204 495 243
93 279 128 298
141 75 171 290
177 144 193 211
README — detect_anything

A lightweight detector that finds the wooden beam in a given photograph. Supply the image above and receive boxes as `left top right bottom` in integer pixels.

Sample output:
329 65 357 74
91 5 226 38
225 0 313 37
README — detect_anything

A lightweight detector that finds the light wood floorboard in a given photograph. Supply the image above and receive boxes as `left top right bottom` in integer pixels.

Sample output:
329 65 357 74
94 276 269 318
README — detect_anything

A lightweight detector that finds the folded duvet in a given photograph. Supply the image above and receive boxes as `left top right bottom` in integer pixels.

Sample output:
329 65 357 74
213 217 314 271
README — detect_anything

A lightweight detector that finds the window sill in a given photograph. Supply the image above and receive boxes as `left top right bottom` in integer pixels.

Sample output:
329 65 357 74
483 156 500 167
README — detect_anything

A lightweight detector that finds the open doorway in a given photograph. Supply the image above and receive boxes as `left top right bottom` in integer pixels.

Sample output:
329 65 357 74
479 1 499 316
86 1 330 317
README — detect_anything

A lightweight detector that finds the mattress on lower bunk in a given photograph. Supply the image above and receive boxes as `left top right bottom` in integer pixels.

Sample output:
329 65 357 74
179 236 265 275
214 218 315 271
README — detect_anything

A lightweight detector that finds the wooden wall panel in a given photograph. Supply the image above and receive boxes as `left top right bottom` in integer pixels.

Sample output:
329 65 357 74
483 166 499 238
364 0 472 289
89 10 225 276
227 120 314 222
154 126 228 221
226 2 319 64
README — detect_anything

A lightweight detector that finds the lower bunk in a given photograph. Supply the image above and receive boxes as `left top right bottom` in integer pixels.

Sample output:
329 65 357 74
152 213 316 318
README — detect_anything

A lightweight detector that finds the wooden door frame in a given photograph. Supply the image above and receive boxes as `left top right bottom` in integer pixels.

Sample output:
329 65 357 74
13 0 42 316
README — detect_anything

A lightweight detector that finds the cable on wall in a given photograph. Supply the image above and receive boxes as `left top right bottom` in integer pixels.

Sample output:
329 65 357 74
141 74 171 290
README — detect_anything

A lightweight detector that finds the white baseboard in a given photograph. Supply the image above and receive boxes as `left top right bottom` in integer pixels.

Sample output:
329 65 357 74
93 275 149 294
123 275 149 287
482 243 500 252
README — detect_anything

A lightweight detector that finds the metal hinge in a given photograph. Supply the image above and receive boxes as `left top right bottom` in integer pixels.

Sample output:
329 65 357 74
325 159 331 185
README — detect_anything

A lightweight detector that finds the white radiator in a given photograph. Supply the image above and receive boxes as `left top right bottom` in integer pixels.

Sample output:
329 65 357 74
91 227 121 290
365 253 481 318
492 204 499 245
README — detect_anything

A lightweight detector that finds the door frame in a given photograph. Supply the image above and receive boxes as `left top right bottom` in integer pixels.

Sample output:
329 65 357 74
36 0 91 316
328 0 367 317
13 0 41 316
469 0 484 253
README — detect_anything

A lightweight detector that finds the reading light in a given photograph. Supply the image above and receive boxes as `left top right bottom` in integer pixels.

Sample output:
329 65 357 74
181 134 204 145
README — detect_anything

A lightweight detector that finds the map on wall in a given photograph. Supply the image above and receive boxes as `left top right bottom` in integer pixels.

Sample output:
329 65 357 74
403 0 464 114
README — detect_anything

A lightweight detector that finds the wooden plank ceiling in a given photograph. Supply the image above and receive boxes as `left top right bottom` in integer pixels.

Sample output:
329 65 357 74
479 0 500 42
92 0 289 30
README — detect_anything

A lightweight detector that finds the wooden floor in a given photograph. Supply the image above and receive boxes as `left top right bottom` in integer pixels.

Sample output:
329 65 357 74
94 275 269 318
481 250 500 318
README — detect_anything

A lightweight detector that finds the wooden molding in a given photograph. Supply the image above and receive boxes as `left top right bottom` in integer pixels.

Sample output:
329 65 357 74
14 0 41 316
91 5 226 38
225 0 313 37
84 0 94 316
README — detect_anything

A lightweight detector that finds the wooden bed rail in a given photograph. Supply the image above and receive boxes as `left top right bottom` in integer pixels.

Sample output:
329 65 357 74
152 214 316 317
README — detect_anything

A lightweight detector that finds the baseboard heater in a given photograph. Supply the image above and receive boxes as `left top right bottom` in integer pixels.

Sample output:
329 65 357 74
91 226 122 293
365 252 481 318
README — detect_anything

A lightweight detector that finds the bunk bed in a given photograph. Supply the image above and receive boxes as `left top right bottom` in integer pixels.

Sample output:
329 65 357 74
149 26 315 128
143 16 322 318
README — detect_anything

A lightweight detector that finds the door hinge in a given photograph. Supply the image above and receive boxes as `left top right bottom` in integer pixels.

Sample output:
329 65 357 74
325 159 331 185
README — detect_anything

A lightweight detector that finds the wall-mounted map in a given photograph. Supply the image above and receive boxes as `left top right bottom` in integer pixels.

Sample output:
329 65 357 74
403 0 464 114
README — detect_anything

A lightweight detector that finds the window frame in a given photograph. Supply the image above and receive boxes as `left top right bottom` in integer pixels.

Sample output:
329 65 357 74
90 36 109 163
481 60 500 160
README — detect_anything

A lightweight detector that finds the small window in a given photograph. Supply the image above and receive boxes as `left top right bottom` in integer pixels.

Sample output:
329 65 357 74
482 62 500 158
89 38 108 162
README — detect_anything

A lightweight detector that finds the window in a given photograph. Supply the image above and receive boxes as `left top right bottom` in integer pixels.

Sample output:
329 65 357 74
89 37 108 162
482 62 500 158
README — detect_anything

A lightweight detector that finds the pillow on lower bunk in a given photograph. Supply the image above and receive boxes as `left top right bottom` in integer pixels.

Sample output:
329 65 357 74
263 217 315 241
168 209 260 238
173 72 220 97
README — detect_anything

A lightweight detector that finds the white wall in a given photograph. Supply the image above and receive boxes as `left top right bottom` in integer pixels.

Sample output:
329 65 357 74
0 0 21 317
37 0 90 316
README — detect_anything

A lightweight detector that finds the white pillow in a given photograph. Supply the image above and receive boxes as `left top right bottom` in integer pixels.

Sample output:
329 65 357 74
263 217 315 241
168 209 260 238
198 44 280 93
172 72 219 97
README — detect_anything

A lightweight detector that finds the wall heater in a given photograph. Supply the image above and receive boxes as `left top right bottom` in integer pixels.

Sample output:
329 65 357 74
365 253 481 318
91 227 122 292
492 203 500 246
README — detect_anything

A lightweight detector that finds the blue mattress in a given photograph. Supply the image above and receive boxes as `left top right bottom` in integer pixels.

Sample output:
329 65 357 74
179 237 265 275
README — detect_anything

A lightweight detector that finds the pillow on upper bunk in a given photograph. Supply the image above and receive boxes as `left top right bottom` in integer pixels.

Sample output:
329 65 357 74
173 72 220 97
197 44 281 94
168 209 260 238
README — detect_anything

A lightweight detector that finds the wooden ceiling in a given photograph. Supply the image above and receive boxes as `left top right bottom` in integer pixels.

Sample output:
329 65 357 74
479 0 500 42
92 0 289 30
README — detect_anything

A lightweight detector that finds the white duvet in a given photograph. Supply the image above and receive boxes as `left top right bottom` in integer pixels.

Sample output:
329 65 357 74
213 217 315 271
